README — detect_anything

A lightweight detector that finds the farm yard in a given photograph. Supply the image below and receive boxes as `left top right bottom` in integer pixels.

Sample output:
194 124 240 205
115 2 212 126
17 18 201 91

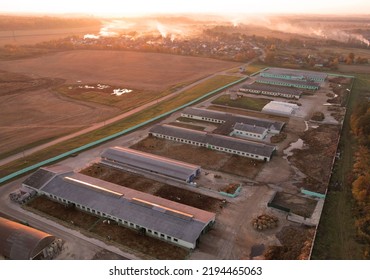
1 61 353 260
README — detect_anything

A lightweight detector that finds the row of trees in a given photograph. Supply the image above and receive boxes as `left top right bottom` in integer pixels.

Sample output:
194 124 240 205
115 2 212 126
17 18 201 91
350 100 370 252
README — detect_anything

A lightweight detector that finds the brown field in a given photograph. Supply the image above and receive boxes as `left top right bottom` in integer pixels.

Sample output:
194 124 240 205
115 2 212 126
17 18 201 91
0 50 239 90
0 27 100 46
0 50 238 158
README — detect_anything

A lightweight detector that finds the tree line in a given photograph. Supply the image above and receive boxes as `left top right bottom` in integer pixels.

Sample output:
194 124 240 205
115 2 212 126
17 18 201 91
350 99 370 257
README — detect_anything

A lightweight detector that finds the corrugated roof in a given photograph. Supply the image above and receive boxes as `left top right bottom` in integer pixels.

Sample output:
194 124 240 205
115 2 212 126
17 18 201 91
262 68 327 80
262 101 299 116
182 107 284 132
150 124 276 158
0 217 55 260
256 76 320 87
233 123 267 134
35 171 215 245
240 82 303 96
101 147 200 182
22 165 72 190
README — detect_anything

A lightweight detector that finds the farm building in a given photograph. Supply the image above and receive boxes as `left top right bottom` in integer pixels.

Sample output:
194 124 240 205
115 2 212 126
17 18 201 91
149 124 276 161
262 101 299 116
256 77 320 90
260 68 327 82
22 166 215 250
231 122 268 140
101 147 201 183
239 82 303 99
181 107 284 134
0 217 56 260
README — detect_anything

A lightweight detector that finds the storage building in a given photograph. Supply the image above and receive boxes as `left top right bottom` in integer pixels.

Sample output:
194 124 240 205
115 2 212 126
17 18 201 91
0 217 56 260
262 101 299 116
101 147 201 183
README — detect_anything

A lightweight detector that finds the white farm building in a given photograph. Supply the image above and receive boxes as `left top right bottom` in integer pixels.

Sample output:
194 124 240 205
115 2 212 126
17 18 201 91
231 122 268 140
262 101 299 116
23 165 216 250
101 147 201 183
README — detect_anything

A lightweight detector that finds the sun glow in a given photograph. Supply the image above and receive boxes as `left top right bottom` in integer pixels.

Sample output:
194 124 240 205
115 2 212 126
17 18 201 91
1 0 370 16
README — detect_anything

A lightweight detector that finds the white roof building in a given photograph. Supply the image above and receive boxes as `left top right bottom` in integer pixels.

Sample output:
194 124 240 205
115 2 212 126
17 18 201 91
262 101 299 116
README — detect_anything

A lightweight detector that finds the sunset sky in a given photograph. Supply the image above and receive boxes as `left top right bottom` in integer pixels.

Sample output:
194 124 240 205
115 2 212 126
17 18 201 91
1 0 370 16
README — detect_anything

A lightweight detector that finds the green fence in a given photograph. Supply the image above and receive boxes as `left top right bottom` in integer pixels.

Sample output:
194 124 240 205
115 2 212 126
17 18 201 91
0 76 248 185
301 189 326 199
219 186 242 198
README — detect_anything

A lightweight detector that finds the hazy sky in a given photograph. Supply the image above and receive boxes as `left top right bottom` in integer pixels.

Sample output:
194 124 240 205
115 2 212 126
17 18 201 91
1 0 370 16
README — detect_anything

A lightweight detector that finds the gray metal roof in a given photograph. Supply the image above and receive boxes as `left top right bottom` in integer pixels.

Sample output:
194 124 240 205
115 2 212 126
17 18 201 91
256 76 320 88
101 147 200 182
233 122 267 134
150 124 276 158
0 217 55 260
240 82 303 96
36 171 215 245
22 165 72 190
262 67 327 81
182 107 285 132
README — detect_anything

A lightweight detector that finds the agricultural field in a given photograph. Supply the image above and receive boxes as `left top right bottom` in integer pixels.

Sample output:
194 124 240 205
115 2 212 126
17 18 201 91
0 50 239 160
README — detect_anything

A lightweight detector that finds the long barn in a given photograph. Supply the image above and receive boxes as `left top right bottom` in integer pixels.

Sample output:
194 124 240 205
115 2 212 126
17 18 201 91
101 147 201 183
149 124 276 162
181 107 285 134
23 166 215 250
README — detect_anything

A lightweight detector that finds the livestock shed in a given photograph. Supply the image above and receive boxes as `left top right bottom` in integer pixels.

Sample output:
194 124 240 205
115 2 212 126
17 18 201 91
23 166 216 249
149 124 276 161
239 82 303 99
260 67 327 82
101 147 201 183
181 107 284 134
0 217 56 260
256 77 320 90
262 101 299 116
